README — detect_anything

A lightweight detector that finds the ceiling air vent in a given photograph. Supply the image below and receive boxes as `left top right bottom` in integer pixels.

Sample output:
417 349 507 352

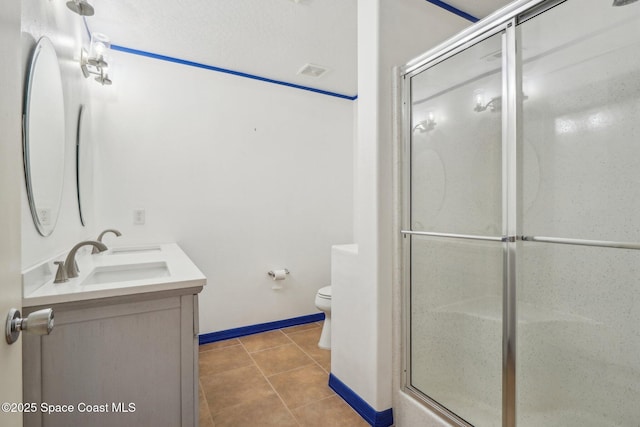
297 63 329 78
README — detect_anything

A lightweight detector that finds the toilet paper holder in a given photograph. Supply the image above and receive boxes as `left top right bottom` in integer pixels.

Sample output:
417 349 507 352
268 269 290 278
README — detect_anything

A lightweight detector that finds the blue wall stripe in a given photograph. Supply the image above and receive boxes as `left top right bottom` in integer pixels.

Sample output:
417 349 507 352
425 0 479 23
329 374 394 427
199 313 325 345
110 44 358 101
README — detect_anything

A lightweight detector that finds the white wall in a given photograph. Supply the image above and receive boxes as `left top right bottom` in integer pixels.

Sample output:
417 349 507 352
93 51 354 334
383 4 472 422
331 0 471 420
21 0 96 269
384 4 480 424
19 0 353 373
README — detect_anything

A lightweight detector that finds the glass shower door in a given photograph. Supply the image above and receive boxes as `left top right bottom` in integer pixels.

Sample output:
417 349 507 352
407 31 505 426
518 1 640 425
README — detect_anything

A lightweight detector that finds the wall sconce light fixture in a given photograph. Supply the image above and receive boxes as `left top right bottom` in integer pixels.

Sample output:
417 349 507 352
474 95 502 113
474 89 529 113
81 33 112 85
413 112 437 133
66 0 95 16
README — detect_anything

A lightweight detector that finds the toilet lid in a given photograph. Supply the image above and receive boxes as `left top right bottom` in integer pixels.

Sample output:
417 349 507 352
318 286 331 298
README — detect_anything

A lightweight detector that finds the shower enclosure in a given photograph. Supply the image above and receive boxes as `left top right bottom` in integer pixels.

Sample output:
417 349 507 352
399 0 640 426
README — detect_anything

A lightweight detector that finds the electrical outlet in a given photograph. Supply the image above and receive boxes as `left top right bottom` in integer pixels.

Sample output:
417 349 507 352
133 208 145 225
38 208 51 226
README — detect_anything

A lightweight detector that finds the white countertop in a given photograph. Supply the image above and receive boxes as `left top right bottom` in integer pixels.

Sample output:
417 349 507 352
23 243 206 307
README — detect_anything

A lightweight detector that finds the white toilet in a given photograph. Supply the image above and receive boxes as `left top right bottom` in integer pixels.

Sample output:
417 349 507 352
314 286 332 349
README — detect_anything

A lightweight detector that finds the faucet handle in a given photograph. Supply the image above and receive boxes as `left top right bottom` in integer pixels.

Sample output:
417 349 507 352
53 261 68 283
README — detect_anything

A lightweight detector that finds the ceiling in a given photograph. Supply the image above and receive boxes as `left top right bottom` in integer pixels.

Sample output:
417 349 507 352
445 0 516 21
86 0 513 97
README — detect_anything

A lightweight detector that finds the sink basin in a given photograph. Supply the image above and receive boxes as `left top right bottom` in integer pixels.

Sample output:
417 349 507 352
23 242 206 307
110 245 162 255
82 262 170 286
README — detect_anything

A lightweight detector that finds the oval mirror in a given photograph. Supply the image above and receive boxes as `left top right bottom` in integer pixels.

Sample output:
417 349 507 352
76 104 94 226
23 37 66 237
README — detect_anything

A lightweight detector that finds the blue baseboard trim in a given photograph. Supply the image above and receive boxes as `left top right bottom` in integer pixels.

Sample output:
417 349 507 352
199 313 325 345
425 0 479 23
329 374 394 427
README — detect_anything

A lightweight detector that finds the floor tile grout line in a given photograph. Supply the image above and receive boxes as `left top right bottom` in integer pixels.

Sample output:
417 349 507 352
281 324 321 336
198 341 243 354
198 359 257 382
198 346 257 420
265 361 318 379
246 341 295 354
199 331 328 375
263 372 304 426
285 326 322 339
241 332 298 355
291 393 338 411
242 339 303 427
198 327 329 425
266 366 337 412
239 330 322 382
198 324 320 353
198 380 215 426
198 342 255 379
288 336 330 375
294 392 368 425
296 343 330 374
299 347 329 375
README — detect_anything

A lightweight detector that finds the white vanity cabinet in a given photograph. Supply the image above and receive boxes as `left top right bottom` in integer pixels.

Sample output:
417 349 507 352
22 288 201 427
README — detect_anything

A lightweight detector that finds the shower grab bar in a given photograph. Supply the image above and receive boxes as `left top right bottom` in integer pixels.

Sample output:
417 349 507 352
521 235 640 250
400 230 505 242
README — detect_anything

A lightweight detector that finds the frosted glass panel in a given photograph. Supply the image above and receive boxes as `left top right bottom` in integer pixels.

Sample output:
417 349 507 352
519 1 640 426
521 0 640 242
410 33 503 236
410 236 503 426
517 242 640 427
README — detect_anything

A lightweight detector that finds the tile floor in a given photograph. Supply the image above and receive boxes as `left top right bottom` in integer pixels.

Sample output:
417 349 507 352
198 322 369 427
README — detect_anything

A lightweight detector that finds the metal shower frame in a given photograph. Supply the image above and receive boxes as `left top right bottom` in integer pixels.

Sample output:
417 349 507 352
398 1 567 426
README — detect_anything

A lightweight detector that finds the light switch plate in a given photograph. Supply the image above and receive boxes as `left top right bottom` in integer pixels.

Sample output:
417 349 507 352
133 208 145 225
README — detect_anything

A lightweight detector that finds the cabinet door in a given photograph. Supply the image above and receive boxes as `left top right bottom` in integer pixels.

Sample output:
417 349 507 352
24 296 194 427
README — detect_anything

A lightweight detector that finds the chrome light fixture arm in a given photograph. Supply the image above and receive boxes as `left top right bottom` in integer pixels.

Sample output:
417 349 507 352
80 49 112 85
80 33 113 86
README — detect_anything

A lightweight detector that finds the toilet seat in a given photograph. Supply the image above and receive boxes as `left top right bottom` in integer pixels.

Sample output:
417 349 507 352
317 286 331 298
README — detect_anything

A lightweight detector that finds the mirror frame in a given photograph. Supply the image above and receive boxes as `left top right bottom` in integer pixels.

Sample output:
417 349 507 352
76 105 85 226
23 36 66 237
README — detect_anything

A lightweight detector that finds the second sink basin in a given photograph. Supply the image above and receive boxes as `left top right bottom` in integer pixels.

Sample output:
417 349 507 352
109 245 162 255
82 262 170 286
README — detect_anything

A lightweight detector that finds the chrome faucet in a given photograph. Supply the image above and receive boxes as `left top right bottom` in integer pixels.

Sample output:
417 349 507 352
92 229 122 254
64 240 108 279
